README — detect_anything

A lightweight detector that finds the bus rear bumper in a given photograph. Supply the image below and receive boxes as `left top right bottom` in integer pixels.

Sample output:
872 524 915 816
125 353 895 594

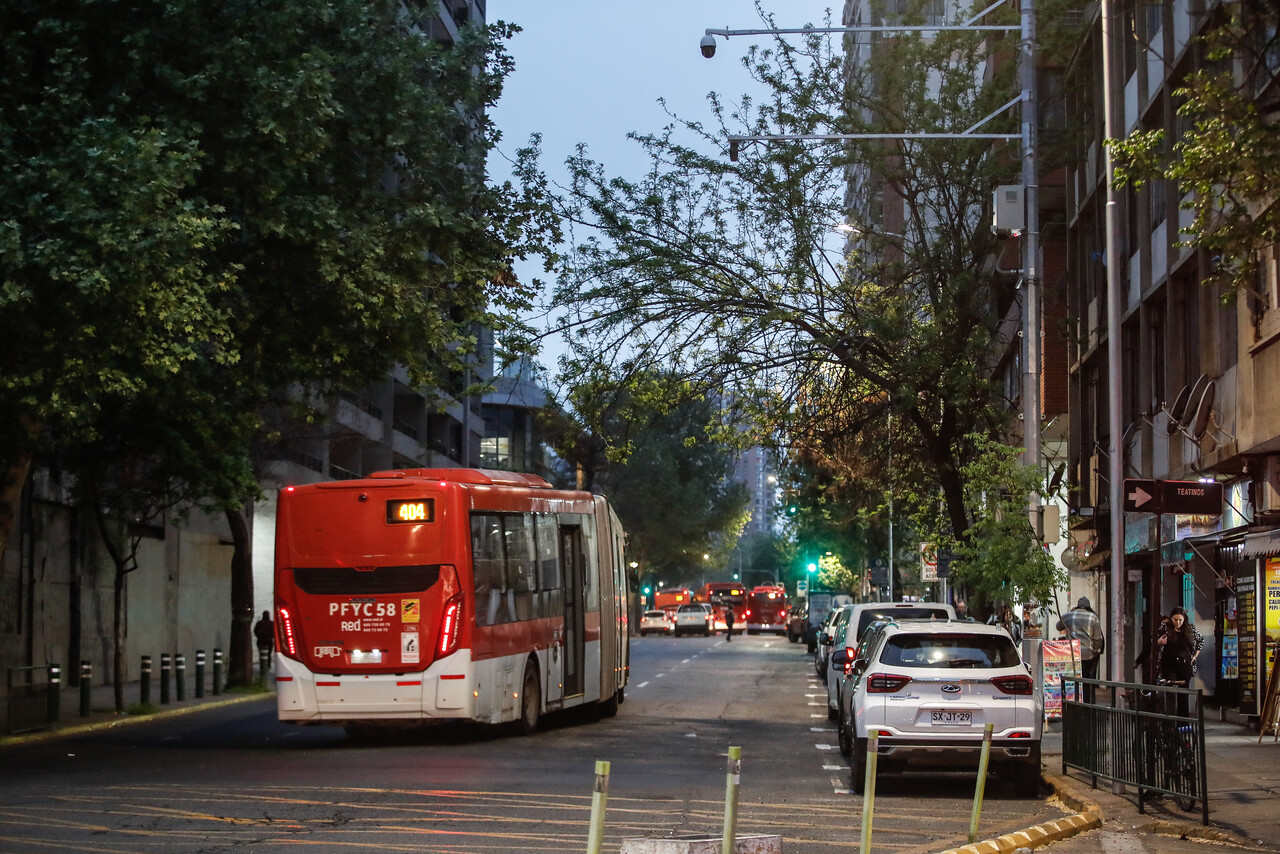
275 652 474 723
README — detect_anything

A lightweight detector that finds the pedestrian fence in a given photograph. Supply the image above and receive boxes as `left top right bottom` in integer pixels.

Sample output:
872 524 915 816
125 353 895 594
1060 676 1208 825
4 648 237 735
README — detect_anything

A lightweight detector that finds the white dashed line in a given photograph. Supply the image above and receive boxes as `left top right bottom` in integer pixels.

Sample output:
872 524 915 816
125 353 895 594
636 681 650 689
814 743 839 750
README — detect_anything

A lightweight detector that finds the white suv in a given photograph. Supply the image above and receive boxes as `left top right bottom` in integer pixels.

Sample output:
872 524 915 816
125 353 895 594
673 603 714 636
833 620 1042 794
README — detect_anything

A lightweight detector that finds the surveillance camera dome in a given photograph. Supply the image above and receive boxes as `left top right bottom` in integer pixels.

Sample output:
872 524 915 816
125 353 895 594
700 34 717 58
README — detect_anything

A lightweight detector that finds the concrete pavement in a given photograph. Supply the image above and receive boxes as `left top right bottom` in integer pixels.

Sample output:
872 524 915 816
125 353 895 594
940 706 1280 854
5 678 1280 852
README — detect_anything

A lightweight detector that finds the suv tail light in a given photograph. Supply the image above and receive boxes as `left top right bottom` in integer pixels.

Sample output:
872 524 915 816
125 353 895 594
991 674 1034 695
867 673 912 693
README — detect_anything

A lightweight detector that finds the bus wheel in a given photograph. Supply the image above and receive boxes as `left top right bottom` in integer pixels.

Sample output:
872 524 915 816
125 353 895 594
599 689 620 718
518 664 541 736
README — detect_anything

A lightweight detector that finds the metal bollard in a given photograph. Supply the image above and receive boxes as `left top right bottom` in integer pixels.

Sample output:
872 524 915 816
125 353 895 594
141 655 152 705
586 760 610 854
212 648 223 695
721 746 741 854
195 650 205 698
175 653 186 701
48 663 61 723
968 723 995 844
79 660 92 717
860 732 879 854
160 653 172 704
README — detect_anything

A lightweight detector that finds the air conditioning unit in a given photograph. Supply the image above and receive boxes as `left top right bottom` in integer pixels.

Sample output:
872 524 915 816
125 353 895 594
993 185 1024 232
1257 456 1280 515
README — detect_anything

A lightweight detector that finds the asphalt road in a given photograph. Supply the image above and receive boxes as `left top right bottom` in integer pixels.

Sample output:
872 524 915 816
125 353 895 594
0 633 1072 853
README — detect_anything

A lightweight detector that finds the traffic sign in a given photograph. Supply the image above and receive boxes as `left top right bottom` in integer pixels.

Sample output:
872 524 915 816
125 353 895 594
1123 479 1158 512
1122 478 1222 515
1162 480 1223 515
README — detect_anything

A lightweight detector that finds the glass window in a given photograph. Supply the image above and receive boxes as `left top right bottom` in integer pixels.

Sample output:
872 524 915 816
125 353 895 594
471 514 504 627
881 634 1021 668
505 514 535 621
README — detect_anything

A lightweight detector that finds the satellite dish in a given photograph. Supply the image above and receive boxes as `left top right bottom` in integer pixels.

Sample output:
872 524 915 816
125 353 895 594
1191 380 1217 440
1178 374 1210 428
1166 384 1192 434
1048 462 1066 495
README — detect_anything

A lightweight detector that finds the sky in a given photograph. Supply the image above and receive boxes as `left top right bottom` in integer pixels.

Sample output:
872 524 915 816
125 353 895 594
487 1 835 379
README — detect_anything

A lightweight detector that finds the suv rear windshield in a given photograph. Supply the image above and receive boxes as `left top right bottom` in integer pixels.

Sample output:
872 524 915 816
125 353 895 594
677 604 704 613
855 607 949 637
880 633 1020 668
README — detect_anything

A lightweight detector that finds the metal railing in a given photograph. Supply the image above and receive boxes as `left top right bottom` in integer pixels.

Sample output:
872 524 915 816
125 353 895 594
6 665 60 735
1061 677 1208 825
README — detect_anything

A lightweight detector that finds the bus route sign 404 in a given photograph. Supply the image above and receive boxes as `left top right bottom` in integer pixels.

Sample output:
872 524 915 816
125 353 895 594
1123 479 1223 516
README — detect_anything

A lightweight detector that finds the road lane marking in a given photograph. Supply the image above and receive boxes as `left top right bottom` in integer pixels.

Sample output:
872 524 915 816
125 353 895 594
635 681 650 689
814 743 838 750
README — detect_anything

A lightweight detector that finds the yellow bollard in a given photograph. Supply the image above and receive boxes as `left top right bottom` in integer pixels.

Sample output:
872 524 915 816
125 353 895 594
968 724 995 844
587 760 610 854
860 732 879 854
722 746 742 854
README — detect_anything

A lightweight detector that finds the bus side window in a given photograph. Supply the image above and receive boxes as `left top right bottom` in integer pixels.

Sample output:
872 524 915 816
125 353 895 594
535 513 561 619
471 514 504 627
506 514 535 622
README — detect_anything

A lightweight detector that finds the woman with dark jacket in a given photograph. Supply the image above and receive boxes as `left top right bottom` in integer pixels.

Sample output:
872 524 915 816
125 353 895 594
1157 606 1203 716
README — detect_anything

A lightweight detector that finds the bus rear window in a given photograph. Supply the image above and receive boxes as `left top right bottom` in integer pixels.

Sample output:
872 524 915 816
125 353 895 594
292 565 442 595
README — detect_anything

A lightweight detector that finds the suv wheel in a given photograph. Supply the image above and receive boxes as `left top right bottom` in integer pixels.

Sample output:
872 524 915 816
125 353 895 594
851 737 868 795
837 711 852 757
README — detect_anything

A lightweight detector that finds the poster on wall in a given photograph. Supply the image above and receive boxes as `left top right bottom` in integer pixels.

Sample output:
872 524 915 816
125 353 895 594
1042 638 1082 720
1239 573 1259 714
1222 595 1239 680
1267 558 1280 678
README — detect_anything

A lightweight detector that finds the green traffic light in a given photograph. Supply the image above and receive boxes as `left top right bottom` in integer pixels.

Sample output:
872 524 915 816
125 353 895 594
807 563 817 573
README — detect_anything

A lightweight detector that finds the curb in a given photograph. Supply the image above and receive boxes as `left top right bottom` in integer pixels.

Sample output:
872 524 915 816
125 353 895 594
0 693 271 749
938 767 1267 854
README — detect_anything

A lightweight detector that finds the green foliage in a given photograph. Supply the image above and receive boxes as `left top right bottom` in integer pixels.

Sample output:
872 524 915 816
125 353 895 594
1 0 557 521
1112 2 1280 300
551 4 1018 556
552 374 750 583
909 435 1063 606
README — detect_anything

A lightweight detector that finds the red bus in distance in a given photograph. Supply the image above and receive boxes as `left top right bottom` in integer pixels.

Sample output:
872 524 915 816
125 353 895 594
653 587 694 613
695 582 747 631
745 584 789 634
272 468 629 738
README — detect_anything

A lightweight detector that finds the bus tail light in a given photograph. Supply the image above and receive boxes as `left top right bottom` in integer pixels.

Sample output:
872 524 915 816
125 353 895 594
438 595 463 657
277 606 298 657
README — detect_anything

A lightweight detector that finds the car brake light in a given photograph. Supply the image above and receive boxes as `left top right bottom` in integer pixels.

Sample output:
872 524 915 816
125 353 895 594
867 673 912 693
277 606 297 656
438 595 462 656
991 674 1034 695
1008 731 1033 738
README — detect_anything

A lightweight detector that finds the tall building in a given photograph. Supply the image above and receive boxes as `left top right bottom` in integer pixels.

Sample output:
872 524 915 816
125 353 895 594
1062 0 1280 713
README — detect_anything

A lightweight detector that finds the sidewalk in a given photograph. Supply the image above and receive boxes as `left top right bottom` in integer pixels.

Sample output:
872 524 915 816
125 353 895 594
1 671 271 748
940 705 1280 854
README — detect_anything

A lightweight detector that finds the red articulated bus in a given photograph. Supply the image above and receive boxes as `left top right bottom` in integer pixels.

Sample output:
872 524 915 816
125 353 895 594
272 468 629 737
695 582 747 631
745 584 789 634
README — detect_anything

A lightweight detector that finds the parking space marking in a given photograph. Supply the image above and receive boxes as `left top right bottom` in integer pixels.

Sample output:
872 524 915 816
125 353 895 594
814 743 838 750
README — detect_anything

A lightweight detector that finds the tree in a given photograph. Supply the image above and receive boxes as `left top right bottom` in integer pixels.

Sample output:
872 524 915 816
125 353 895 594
551 6 1021 559
1112 2 1280 300
550 372 750 584
2 1 557 683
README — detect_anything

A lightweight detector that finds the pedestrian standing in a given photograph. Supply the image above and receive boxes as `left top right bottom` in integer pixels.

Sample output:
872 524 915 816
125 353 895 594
996 606 1022 644
1057 597 1105 700
254 610 275 656
1157 606 1203 716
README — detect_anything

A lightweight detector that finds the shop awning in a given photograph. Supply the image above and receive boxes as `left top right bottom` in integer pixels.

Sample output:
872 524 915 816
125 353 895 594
1241 528 1280 559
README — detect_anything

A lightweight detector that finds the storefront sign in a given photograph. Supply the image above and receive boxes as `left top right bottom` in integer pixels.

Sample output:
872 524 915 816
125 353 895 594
1239 573 1259 715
